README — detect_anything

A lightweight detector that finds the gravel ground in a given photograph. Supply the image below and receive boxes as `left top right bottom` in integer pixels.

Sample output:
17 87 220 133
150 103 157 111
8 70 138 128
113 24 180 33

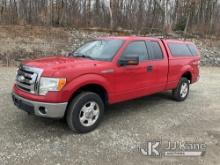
0 67 220 165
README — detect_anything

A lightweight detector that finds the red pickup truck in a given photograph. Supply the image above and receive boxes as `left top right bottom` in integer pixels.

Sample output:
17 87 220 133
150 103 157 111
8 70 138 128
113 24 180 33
12 36 200 133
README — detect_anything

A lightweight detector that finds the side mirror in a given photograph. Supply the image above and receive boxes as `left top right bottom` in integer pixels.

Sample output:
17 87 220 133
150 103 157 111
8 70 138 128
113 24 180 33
67 51 74 57
118 56 139 66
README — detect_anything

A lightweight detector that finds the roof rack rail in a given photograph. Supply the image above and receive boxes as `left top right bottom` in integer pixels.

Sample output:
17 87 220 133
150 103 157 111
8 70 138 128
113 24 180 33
147 33 182 40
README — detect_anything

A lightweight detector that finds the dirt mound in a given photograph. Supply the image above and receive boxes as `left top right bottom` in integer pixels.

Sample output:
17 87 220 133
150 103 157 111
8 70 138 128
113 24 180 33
0 25 219 66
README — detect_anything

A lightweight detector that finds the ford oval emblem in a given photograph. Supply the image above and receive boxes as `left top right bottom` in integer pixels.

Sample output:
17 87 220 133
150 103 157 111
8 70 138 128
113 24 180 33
18 75 25 82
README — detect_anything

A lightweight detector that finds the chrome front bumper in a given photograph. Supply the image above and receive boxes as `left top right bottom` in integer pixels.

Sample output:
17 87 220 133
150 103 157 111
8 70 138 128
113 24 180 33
12 93 67 118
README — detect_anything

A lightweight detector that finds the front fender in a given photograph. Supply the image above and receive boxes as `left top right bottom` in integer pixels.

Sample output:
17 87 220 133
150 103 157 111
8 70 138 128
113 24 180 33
63 74 111 101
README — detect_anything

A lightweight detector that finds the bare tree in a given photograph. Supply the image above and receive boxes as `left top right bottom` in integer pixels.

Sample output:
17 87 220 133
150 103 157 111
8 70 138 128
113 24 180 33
0 0 219 36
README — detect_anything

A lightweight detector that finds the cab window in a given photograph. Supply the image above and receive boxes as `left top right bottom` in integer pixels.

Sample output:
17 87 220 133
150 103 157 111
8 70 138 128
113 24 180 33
146 41 163 60
121 41 148 61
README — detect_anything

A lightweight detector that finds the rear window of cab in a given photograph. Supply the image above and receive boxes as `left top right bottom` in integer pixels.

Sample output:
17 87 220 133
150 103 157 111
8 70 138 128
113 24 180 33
168 43 198 56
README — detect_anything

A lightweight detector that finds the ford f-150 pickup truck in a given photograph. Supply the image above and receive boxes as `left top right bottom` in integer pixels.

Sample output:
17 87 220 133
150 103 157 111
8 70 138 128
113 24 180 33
12 36 200 133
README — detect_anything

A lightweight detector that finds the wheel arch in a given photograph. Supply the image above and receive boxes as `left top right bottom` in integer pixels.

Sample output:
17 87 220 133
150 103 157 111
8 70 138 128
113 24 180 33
181 71 192 83
179 64 193 83
64 74 111 104
68 83 109 106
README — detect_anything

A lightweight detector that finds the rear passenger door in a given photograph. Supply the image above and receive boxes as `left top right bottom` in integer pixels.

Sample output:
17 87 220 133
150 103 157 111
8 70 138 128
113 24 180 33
145 40 169 93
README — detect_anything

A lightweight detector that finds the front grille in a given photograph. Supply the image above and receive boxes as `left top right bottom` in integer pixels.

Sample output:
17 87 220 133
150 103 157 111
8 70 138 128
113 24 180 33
16 65 43 94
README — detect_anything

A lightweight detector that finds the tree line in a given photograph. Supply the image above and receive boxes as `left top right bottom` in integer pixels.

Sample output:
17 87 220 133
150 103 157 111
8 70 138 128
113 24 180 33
0 0 220 36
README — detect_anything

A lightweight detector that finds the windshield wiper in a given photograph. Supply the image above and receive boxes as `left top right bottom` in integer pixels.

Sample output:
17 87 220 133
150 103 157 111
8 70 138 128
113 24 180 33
73 52 95 60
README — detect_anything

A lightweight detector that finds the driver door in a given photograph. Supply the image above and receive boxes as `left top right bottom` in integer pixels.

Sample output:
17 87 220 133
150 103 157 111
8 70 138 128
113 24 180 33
114 40 151 102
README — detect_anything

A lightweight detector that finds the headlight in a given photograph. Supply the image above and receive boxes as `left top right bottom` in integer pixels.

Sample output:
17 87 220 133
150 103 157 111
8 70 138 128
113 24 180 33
39 77 66 95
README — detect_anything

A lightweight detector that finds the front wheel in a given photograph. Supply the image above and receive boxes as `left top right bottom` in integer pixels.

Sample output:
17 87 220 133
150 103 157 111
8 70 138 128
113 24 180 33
172 77 190 101
66 92 104 133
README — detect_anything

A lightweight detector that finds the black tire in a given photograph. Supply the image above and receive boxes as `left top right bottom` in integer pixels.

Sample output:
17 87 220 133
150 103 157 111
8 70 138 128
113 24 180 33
172 77 190 101
66 92 104 133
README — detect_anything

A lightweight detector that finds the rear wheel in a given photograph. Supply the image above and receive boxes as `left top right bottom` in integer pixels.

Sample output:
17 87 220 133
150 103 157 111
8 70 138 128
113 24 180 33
172 77 190 101
66 92 104 133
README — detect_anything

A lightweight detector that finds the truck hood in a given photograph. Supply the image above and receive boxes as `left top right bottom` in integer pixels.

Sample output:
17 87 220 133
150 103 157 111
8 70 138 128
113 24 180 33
22 56 106 78
23 56 89 68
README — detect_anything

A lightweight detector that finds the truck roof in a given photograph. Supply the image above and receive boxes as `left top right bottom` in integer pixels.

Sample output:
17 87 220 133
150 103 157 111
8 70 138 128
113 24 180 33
99 36 159 40
100 36 194 44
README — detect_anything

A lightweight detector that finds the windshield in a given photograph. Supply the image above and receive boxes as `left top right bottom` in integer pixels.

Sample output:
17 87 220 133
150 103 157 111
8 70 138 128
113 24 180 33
72 39 124 61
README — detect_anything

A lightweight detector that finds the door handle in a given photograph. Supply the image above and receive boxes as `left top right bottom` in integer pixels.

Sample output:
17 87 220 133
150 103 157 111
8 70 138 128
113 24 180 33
147 65 153 72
